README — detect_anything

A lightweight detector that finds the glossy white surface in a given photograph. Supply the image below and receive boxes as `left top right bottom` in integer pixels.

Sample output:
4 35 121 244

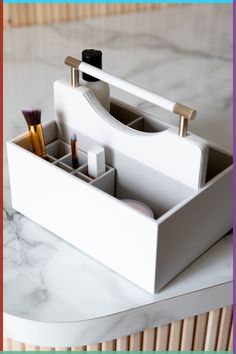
4 4 232 346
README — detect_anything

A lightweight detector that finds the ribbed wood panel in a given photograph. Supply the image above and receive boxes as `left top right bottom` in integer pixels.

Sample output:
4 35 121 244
86 343 101 351
71 346 85 351
155 324 170 350
180 316 195 350
39 347 53 351
129 332 142 351
3 3 179 28
101 340 116 351
24 344 40 351
55 348 70 351
216 305 233 351
192 312 208 350
10 340 25 351
168 320 183 350
116 336 129 351
228 321 233 351
3 306 233 352
142 327 156 350
204 309 221 350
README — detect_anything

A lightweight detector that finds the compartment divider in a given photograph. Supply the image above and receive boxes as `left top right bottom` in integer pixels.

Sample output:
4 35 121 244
72 170 92 183
57 152 71 163
46 139 71 160
127 116 144 130
55 161 73 173
47 155 57 163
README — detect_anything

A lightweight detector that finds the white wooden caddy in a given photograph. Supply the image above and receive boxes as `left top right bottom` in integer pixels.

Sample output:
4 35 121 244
7 57 232 293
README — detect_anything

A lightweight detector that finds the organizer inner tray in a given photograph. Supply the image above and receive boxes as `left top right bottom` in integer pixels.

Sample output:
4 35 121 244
13 119 232 220
110 101 167 133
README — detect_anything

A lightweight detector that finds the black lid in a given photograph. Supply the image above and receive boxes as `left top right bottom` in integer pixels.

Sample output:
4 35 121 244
82 49 102 82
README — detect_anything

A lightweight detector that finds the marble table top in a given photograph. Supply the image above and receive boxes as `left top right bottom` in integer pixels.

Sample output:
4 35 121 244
4 4 232 347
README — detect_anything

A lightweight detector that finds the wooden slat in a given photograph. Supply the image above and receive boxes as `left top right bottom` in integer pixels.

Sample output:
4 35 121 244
144 4 152 11
105 4 114 16
91 3 100 17
55 347 70 351
129 332 142 351
142 327 156 350
227 321 233 351
51 4 60 23
101 340 115 351
113 4 123 15
25 343 40 351
204 308 221 350
76 4 85 20
155 324 169 351
98 4 107 17
40 346 54 351
43 4 52 25
71 346 86 351
34 4 44 25
127 4 137 14
216 305 233 350
193 312 208 350
116 336 129 351
180 316 195 350
26 4 35 26
121 4 130 14
83 4 92 18
87 343 101 351
67 3 77 21
59 4 68 22
168 320 182 350
11 339 25 351
137 4 146 12
17 4 27 26
10 4 19 27
3 338 12 351
3 4 11 28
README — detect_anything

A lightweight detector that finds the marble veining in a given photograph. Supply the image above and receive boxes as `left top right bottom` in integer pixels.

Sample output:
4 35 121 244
4 4 232 330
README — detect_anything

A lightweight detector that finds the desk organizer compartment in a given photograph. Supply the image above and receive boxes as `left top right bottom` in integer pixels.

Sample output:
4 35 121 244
110 99 166 133
7 113 232 293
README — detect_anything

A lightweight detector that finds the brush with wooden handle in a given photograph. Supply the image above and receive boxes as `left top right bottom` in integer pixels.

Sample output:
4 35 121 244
70 133 79 169
21 109 47 159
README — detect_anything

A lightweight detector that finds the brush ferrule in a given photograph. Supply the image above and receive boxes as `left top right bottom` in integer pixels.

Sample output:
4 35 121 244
28 124 46 159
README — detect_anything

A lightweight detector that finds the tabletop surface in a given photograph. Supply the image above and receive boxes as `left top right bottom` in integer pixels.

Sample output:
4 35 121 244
4 4 232 328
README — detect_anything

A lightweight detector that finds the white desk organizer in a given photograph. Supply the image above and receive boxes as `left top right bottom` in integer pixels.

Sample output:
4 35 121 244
7 57 232 293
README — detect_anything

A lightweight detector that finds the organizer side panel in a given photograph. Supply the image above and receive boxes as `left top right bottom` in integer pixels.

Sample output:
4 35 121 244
7 142 158 293
156 168 232 291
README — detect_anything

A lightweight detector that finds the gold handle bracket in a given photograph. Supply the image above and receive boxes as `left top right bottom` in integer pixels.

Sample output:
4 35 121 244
64 56 81 88
173 103 197 137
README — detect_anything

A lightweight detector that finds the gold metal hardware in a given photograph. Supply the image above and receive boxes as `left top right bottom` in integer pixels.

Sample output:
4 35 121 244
65 56 81 68
174 103 197 137
71 67 79 88
64 56 81 87
179 115 188 137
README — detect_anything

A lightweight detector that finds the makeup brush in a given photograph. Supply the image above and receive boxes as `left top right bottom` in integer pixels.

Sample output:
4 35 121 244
21 109 47 159
70 133 79 169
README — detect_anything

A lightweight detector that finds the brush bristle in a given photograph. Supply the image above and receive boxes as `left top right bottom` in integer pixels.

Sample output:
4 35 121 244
22 109 41 126
71 133 77 142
